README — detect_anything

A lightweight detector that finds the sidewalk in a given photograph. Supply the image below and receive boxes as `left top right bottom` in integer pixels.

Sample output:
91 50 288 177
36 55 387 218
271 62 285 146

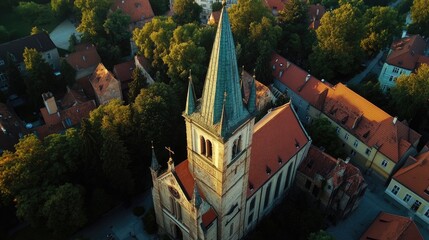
72 190 156 240
347 50 384 86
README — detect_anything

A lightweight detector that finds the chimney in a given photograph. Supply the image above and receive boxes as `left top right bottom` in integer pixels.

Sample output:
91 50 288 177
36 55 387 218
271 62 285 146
393 117 398 125
344 157 351 164
42 92 58 115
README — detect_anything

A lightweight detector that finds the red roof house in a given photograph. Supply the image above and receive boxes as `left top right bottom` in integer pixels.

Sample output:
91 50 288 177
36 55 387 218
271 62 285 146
112 0 154 28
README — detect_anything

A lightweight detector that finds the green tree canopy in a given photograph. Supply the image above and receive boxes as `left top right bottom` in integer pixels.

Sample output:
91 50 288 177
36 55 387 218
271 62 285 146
390 64 429 121
103 9 131 44
307 118 345 158
0 26 10 44
149 0 169 15
51 0 74 19
172 0 202 25
409 0 429 37
128 68 148 103
23 48 56 108
278 0 308 25
361 6 401 57
74 0 113 41
308 230 335 240
309 3 364 81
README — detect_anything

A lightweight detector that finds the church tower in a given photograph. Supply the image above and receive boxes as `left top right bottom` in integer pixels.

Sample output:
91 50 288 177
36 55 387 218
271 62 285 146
183 2 256 239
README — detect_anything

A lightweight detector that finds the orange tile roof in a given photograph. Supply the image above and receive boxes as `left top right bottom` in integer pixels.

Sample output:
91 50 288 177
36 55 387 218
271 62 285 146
299 146 338 180
61 88 88 108
208 11 221 25
308 4 326 29
271 53 421 163
416 57 429 71
263 0 288 12
174 159 217 228
113 60 135 82
112 0 154 23
66 43 101 70
393 151 429 202
89 63 121 100
241 71 272 109
76 76 95 99
360 212 423 240
271 53 331 109
323 83 420 163
386 35 427 70
248 103 310 197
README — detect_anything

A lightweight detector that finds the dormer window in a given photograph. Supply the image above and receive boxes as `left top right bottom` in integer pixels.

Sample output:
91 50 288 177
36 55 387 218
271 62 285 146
266 166 271 175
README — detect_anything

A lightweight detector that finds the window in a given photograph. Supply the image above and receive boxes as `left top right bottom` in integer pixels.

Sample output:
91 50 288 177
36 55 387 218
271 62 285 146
393 67 399 73
274 173 282 199
391 185 400 195
336 127 340 134
411 200 421 212
389 76 394 82
284 164 292 190
344 133 349 140
206 140 212 158
47 53 51 59
248 213 254 224
230 222 234 236
425 209 429 218
263 183 272 209
403 194 411 203
353 140 359 148
350 150 356 156
365 148 371 156
381 159 388 168
249 198 255 212
64 118 72 127
305 179 311 190
200 136 206 155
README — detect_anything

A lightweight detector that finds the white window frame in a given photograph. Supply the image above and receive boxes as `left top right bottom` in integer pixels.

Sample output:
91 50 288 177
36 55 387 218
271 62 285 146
403 194 411 203
353 140 359 148
381 159 388 168
344 133 349 140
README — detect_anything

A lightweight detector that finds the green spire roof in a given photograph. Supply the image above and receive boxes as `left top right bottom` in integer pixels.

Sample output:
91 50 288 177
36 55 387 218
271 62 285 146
199 5 249 137
150 144 160 171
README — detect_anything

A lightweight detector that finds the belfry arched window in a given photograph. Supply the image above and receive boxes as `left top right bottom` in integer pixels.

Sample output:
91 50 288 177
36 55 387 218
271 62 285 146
200 136 206 155
206 140 212 158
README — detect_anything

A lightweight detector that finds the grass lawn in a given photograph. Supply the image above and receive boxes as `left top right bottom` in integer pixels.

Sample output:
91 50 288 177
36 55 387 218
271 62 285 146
0 3 61 41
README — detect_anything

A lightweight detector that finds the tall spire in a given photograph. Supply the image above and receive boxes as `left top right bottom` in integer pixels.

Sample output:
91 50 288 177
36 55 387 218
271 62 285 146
185 70 196 115
198 3 249 137
150 142 160 171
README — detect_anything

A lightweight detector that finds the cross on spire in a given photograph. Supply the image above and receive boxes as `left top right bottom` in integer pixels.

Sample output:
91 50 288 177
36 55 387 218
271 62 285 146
165 146 175 159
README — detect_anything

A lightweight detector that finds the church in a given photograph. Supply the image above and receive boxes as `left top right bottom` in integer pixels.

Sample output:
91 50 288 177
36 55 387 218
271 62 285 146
150 3 311 240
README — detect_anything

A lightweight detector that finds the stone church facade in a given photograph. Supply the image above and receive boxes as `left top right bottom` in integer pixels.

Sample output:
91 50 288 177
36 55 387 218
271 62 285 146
150 4 311 240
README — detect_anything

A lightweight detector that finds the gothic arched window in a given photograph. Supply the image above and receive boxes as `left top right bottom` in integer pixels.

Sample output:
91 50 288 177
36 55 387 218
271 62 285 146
200 136 206 155
237 136 242 152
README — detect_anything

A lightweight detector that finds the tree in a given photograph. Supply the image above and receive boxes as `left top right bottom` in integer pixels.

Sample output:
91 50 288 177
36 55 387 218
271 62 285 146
51 0 73 20
172 0 202 25
409 0 429 37
0 26 10 44
212 1 222 12
306 118 345 158
16 2 54 26
23 48 56 108
128 68 148 103
5 53 25 95
149 0 169 15
60 59 76 87
132 17 176 73
309 3 364 81
308 230 335 240
390 64 429 121
361 6 402 57
103 9 131 44
132 83 181 160
42 184 87 237
278 0 308 25
74 0 113 41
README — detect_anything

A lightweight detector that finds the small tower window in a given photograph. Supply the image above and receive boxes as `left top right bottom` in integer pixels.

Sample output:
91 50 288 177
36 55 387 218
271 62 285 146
200 136 206 155
237 136 242 152
206 140 212 158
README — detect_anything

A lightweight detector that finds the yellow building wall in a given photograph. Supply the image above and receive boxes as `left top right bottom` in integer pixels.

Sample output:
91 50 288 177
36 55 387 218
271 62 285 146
386 179 429 225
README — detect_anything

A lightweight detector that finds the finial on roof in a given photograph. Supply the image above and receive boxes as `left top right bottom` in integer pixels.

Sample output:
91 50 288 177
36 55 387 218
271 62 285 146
165 146 175 172
185 69 196 115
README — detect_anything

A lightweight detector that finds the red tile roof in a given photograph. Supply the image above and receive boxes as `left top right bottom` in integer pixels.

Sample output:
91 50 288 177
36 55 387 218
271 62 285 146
208 11 221 25
248 103 310 197
89 63 122 103
393 151 429 202
76 76 95 98
271 53 421 163
308 4 326 29
66 43 101 70
263 0 288 12
386 35 427 70
299 146 365 195
113 60 135 82
360 212 423 240
112 0 154 23
174 159 217 228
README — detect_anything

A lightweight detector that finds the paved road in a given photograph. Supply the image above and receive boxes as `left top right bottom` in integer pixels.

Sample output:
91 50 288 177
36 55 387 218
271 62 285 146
327 171 429 239
347 50 384 86
72 189 156 240
49 20 81 50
